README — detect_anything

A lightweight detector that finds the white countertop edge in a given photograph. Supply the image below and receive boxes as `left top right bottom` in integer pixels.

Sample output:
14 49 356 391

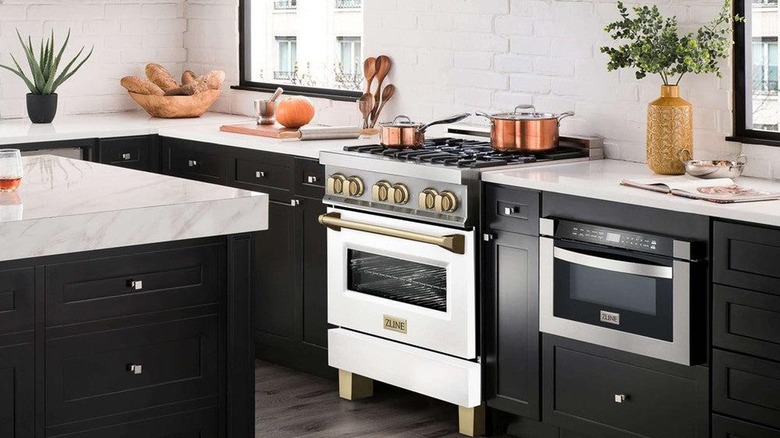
482 160 780 228
0 194 269 263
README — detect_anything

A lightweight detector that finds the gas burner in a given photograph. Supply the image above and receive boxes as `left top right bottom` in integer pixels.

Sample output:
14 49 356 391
341 137 591 168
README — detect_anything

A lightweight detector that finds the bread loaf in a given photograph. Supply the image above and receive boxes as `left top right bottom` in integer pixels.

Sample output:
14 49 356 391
120 76 165 96
181 70 198 86
204 70 225 90
164 84 197 96
145 63 178 92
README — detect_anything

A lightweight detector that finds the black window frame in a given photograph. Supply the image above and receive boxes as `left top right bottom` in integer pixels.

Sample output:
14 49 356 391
233 0 363 102
730 0 780 146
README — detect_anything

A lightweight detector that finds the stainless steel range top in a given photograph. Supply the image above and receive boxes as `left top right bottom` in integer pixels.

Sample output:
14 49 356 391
320 129 603 228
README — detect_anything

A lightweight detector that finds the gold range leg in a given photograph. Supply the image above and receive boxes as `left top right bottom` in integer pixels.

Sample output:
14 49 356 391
458 404 486 437
338 369 374 401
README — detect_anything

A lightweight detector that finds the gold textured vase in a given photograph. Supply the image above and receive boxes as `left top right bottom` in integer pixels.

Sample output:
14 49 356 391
646 85 693 175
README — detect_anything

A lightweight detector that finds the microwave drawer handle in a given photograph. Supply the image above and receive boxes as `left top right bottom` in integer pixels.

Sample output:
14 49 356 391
319 212 465 255
553 247 673 279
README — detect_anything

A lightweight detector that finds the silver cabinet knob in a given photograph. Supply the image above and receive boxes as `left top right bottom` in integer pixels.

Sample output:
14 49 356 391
122 153 131 160
483 233 495 242
256 171 266 178
504 206 519 215
307 176 318 184
127 280 143 290
128 364 143 375
291 199 300 206
188 160 198 167
614 394 627 403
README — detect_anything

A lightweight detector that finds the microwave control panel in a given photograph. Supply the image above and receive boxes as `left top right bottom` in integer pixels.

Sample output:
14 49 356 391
554 220 675 257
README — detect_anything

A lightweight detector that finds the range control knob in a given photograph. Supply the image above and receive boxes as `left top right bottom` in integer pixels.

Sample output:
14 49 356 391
326 174 347 194
434 191 459 213
388 183 410 205
418 188 439 210
346 176 365 197
372 181 392 202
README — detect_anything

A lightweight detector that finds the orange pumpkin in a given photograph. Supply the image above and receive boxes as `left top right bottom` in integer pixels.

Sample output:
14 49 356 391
276 96 315 128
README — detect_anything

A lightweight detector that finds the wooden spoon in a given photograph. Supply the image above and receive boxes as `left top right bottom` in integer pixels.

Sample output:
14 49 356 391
370 84 396 128
370 56 392 121
363 57 377 95
358 92 375 129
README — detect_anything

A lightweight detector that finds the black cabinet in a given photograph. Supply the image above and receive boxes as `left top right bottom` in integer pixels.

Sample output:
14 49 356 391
0 343 34 438
253 157 330 377
98 136 157 172
0 267 34 336
543 335 709 438
483 185 541 419
713 220 780 434
161 137 228 185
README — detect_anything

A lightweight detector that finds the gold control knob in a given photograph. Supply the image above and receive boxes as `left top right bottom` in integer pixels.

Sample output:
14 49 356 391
434 191 459 213
346 176 365 197
326 173 347 194
418 188 439 210
372 181 392 202
388 183 411 205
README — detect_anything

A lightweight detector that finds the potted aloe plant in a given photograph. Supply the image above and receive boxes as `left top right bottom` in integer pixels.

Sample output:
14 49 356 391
0 29 93 123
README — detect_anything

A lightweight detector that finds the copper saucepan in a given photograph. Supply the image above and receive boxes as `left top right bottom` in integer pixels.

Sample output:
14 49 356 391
380 113 471 149
476 105 575 152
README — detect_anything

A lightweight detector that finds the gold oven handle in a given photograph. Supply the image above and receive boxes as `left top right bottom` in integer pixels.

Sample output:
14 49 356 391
318 212 466 255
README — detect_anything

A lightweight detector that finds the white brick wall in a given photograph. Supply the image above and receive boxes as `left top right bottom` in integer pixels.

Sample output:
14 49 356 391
0 0 186 119
5 0 780 178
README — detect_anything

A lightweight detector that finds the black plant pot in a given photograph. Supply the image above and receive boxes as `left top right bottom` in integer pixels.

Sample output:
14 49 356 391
26 93 58 124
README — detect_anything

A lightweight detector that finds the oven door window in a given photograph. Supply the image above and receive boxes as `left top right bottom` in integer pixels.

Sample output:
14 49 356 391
553 242 673 341
347 249 447 312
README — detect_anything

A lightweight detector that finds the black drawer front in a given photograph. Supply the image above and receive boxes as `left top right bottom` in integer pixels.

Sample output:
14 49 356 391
0 268 34 336
714 285 780 362
714 349 780 430
714 415 780 438
545 343 701 438
294 158 325 199
45 244 221 327
714 221 780 294
99 136 151 170
485 184 540 235
234 158 292 199
47 407 218 438
164 139 226 184
46 315 219 426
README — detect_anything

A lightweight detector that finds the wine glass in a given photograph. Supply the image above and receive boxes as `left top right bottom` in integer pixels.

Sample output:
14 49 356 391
0 149 23 192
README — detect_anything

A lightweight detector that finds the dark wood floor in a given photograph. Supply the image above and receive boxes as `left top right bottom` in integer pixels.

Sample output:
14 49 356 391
255 360 491 438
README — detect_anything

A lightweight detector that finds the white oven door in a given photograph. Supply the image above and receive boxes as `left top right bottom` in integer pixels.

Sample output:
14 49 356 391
323 207 476 359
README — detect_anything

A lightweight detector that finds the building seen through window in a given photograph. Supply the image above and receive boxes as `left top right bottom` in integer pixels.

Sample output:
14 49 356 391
244 0 363 93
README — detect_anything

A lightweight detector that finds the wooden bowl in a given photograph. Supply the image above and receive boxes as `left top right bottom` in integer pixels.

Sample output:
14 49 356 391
128 89 221 118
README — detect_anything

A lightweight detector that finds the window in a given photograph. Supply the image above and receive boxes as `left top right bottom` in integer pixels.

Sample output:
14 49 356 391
733 0 780 144
275 37 296 80
238 0 364 100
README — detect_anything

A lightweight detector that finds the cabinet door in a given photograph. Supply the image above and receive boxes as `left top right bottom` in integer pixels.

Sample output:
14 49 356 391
301 197 328 348
254 200 300 340
98 136 155 171
484 230 540 419
161 138 227 185
0 343 34 438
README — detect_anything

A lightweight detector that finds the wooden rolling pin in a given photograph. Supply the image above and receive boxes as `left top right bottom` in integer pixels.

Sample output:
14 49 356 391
279 126 379 141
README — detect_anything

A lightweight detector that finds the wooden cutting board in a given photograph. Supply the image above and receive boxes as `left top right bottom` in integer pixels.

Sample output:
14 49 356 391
220 123 298 139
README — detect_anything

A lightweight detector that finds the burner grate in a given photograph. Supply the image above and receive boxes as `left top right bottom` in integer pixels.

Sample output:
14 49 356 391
343 137 586 168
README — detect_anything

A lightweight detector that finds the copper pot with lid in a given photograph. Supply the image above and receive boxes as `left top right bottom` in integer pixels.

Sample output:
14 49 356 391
380 113 471 149
476 105 575 152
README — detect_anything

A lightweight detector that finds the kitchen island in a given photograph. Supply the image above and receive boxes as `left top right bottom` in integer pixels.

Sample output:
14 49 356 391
0 155 267 438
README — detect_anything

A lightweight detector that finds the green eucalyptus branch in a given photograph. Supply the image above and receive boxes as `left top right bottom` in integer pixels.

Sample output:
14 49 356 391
599 0 744 86
0 29 93 95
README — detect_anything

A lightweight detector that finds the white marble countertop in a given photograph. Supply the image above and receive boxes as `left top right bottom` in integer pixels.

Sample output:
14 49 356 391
158 124 379 159
482 159 780 227
0 111 253 145
0 155 268 262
